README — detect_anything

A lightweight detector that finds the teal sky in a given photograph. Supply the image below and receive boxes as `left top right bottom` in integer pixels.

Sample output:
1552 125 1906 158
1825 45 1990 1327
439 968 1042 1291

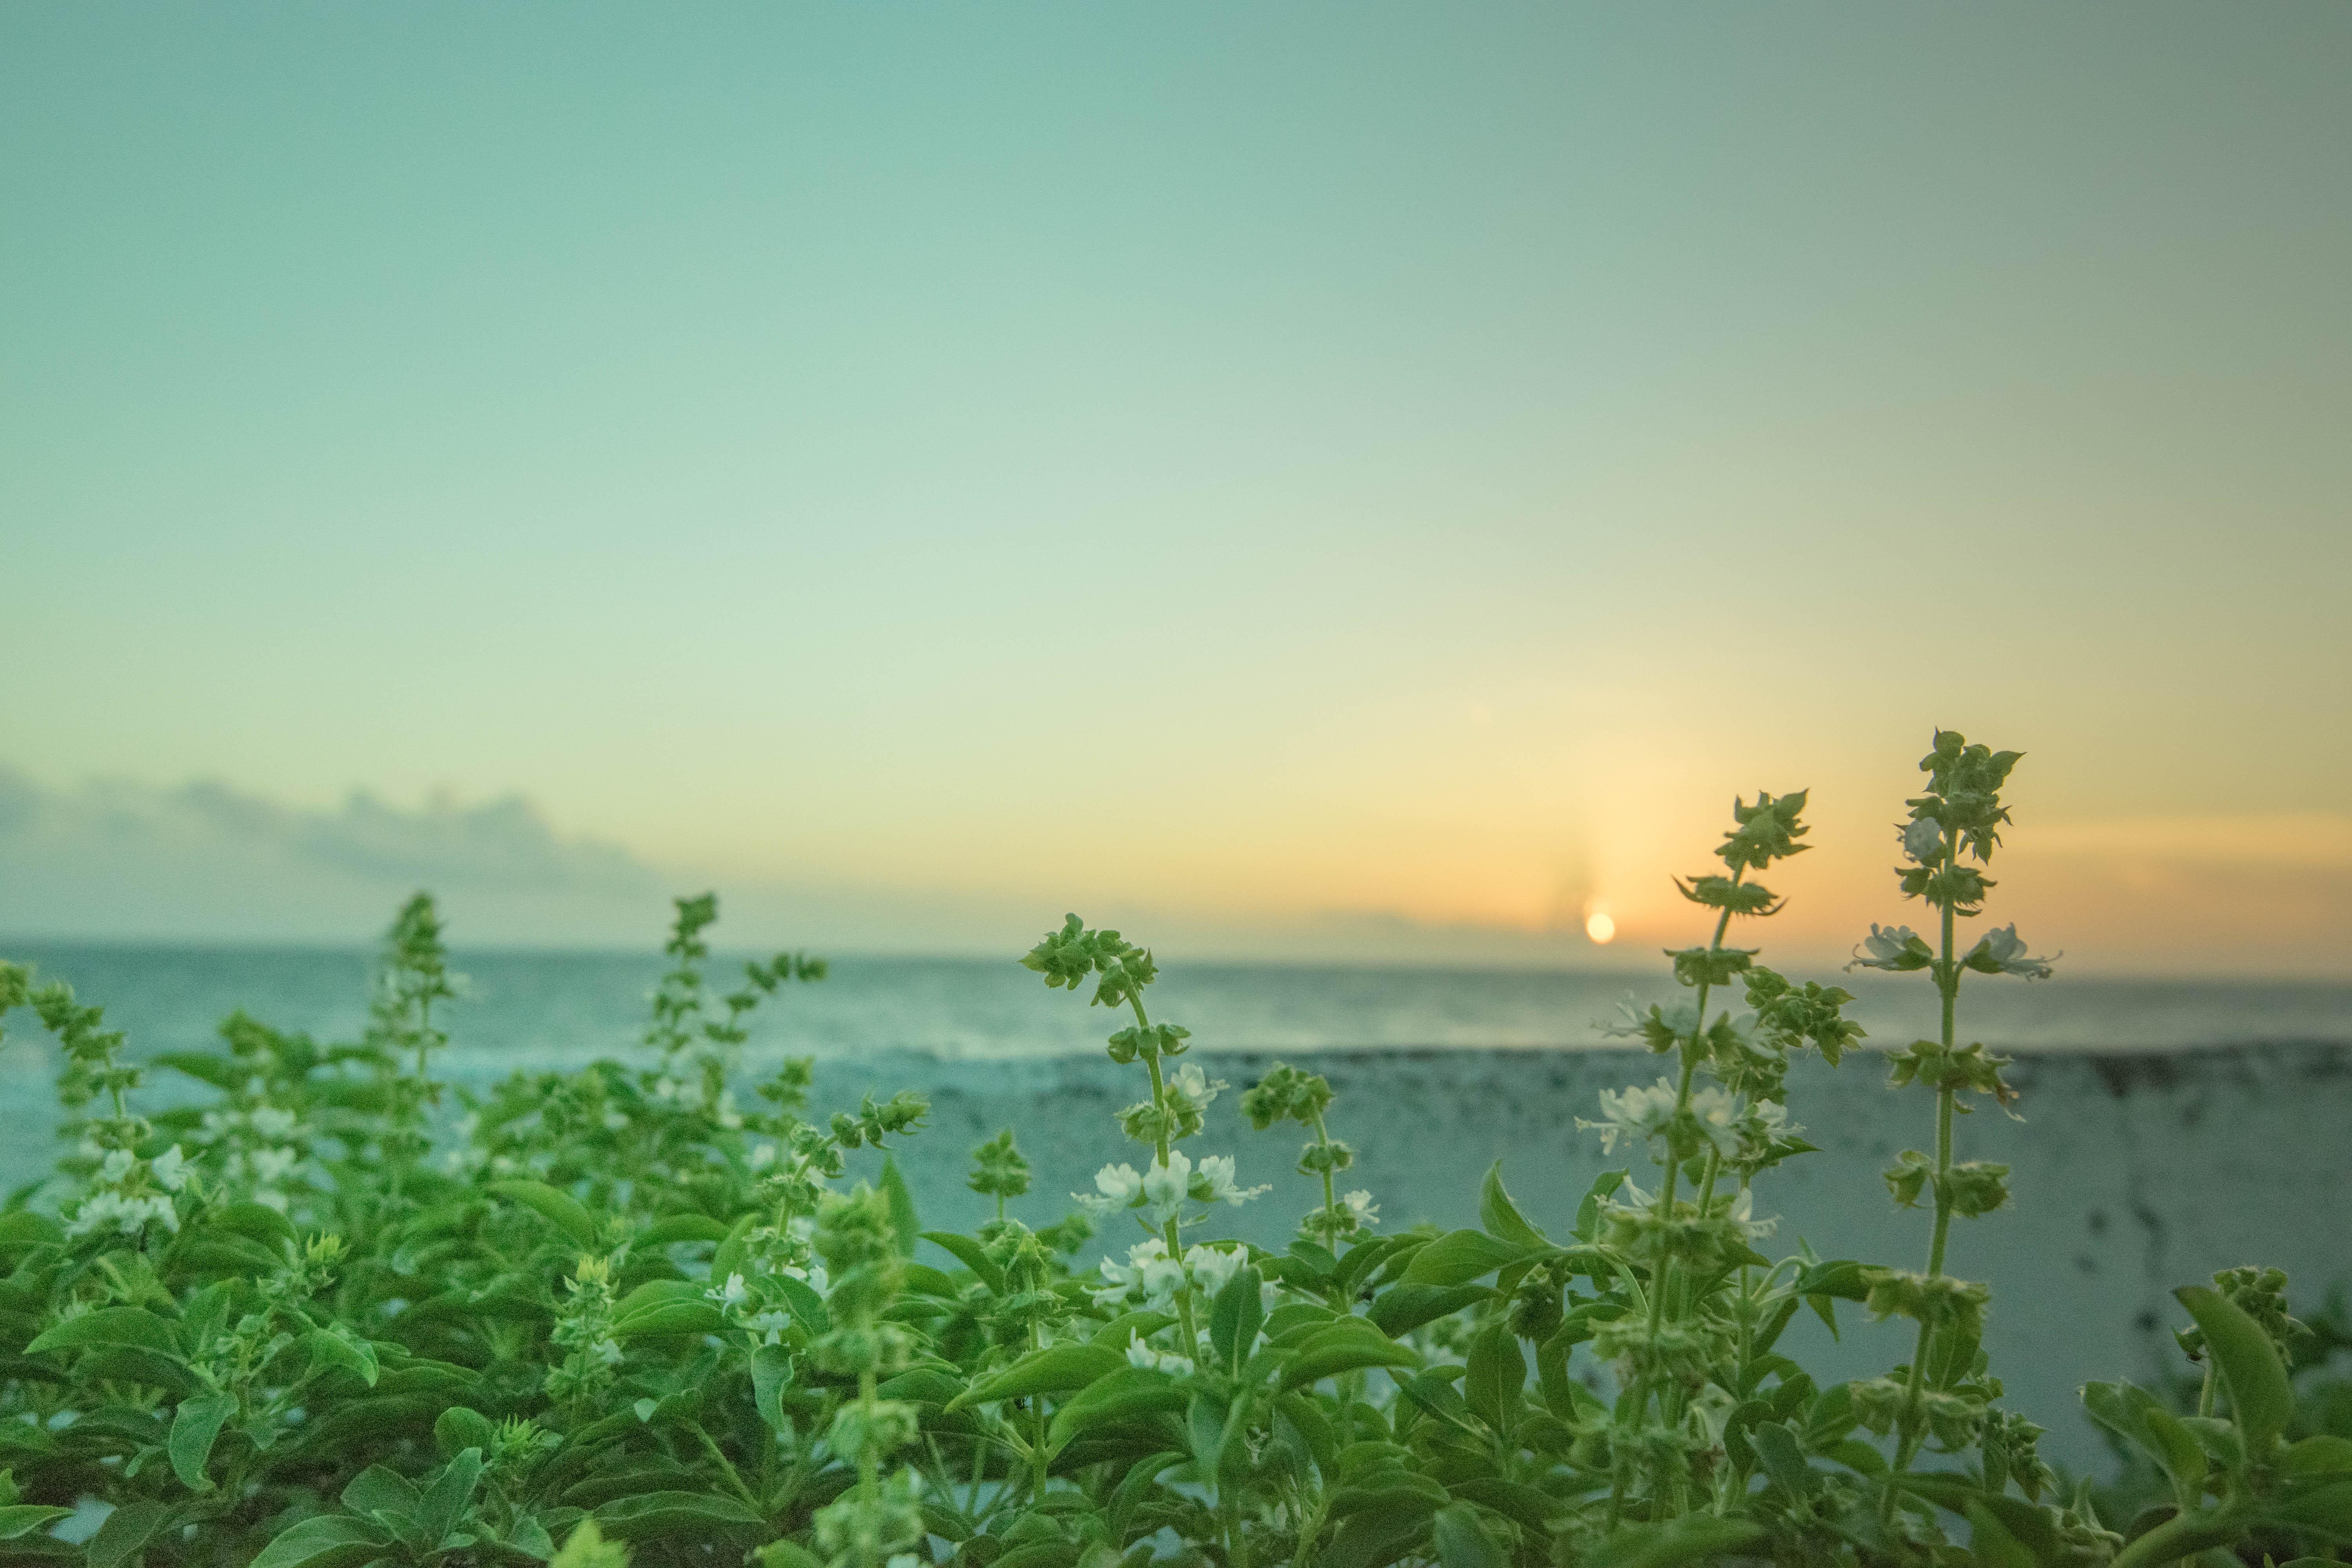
4 4 2349 973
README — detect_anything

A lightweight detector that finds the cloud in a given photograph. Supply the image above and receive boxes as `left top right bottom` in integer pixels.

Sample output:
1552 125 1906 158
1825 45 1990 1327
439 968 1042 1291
2 766 2346 975
0 767 667 945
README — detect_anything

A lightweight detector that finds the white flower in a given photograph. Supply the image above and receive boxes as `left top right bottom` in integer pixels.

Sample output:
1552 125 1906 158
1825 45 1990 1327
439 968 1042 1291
1686 1087 1746 1158
1123 1340 1194 1374
750 1142 779 1171
1731 1100 1800 1166
1601 997 1699 1044
251 1107 298 1138
1098 1238 1190 1308
1340 1190 1380 1228
746 1310 794 1343
99 1148 134 1183
1848 923 1932 973
65 1192 123 1238
1185 1244 1246 1298
1967 924 2058 980
1078 1162 1145 1214
714 1091 744 1130
708 1272 750 1308
1138 1246 1187 1306
603 1110 632 1132
252 1146 298 1183
1577 1078 1680 1154
1901 817 1945 865
1166 1063 1226 1112
1142 1152 1192 1219
1726 1188 1778 1239
149 1145 190 1192
1192 1154 1269 1207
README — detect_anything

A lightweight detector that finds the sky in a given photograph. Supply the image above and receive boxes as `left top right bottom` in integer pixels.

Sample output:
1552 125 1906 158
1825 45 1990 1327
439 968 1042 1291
4 4 2348 974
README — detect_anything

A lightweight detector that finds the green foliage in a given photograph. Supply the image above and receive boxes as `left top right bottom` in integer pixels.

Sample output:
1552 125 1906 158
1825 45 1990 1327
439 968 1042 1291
0 740 2316 1567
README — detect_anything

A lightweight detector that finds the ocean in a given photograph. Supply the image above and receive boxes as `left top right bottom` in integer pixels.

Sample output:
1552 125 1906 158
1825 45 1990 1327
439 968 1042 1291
5 942 2350 1076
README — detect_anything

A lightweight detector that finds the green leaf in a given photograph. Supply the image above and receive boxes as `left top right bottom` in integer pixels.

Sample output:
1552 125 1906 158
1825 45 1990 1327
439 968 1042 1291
153 1050 245 1089
1209 1265 1265 1375
0 1210 64 1250
417 1446 484 1545
774 1274 829 1334
1750 1421 1814 1497
305 1325 381 1387
2272 1478 2352 1538
1432 1503 1506 1568
28 1307 181 1358
488 1180 599 1250
752 1343 794 1431
711 1212 758 1283
1400 1230 1548 1287
880 1157 920 1260
1280 1328 1421 1390
1583 1517 1764 1568
593 1490 767 1542
1478 1163 1548 1251
341 1465 421 1517
2176 1284 2293 1446
1047 1367 1190 1448
1324 1492 1439 1568
922 1231 1006 1295
2287 1434 2352 1478
0 1503 72 1541
948 1342 1125 1412
1574 1169 1628 1243
612 1301 728 1339
250 1514 398 1568
1962 1503 2037 1568
211 1201 299 1249
637 1213 731 1247
435 1406 499 1460
1446 1477 1564 1532
2082 1380 2205 1500
87 1501 176 1568
1462 1323 1524 1430
1535 1323 1608 1423
1091 1311 1176 1348
754 1542 827 1568
169 1391 237 1490
1368 1283 1494 1338
1793 1260 1873 1301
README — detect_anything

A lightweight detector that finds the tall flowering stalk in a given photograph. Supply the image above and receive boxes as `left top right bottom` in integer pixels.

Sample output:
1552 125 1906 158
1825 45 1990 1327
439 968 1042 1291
1240 1063 1377 1254
1584 791 1858 1518
25 970 193 1245
366 892 459 1197
1847 729 2057 1521
642 892 827 1131
809 1186 922 1568
1023 916 1264 1373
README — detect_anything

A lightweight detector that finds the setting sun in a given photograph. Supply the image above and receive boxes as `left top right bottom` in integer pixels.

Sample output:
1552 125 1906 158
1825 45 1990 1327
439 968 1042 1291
1585 910 1617 944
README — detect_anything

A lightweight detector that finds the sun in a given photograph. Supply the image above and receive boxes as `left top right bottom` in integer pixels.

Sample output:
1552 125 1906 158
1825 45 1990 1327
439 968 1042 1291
1584 910 1617 944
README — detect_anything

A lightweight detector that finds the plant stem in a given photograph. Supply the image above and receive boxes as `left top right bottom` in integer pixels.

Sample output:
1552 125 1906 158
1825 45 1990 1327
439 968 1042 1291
858 1367 882 1568
1883 838 1965 1519
1131 998 1203 1358
1621 869 1744 1509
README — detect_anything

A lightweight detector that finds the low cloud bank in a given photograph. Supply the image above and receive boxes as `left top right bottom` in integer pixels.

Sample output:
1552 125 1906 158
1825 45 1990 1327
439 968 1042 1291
1 768 2345 975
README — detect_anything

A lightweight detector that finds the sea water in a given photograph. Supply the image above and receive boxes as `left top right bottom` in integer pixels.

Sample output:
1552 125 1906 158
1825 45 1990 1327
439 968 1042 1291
5 943 2349 1075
